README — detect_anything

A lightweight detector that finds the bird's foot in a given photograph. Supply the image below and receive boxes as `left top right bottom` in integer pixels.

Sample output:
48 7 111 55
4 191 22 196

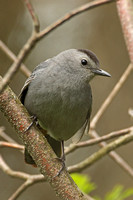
24 115 38 132
54 155 66 177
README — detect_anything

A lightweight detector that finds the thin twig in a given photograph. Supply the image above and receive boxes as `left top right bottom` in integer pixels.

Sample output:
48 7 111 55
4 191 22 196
0 127 16 143
24 0 40 32
65 126 133 155
0 40 31 77
90 130 133 178
0 154 45 181
68 130 133 173
0 34 37 94
0 0 115 94
0 80 88 200
78 126 133 146
0 154 45 200
8 179 94 200
109 151 133 178
0 141 24 150
8 179 33 200
0 1 127 199
90 63 133 129
0 0 39 93
38 0 116 39
0 154 30 180
117 0 133 62
88 0 133 178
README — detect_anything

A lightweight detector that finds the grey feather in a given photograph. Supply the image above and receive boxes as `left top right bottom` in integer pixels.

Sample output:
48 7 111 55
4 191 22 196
20 49 110 147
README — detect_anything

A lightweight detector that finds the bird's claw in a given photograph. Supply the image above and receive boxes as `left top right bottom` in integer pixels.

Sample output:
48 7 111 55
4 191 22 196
24 116 38 133
54 156 66 177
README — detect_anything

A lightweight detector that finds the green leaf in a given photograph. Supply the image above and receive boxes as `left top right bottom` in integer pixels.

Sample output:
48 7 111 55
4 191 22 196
121 188 133 199
105 185 123 200
105 185 133 200
70 173 96 194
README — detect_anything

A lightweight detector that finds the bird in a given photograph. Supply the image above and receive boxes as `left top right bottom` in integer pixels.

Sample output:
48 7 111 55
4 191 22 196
19 49 111 172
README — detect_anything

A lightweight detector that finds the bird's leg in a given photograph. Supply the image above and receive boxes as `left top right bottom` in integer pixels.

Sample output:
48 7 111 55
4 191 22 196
24 115 38 132
55 141 66 176
60 140 66 163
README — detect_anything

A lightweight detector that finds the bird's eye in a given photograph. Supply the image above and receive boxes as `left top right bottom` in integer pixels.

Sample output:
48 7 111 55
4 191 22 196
81 59 88 65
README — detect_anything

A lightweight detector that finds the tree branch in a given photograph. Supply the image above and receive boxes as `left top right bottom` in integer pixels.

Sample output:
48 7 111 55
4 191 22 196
38 0 116 39
1 0 132 198
24 0 40 33
89 130 133 178
0 0 115 94
90 63 133 129
65 126 133 155
87 0 133 178
9 180 34 200
0 154 30 180
0 154 45 199
0 33 38 94
68 129 133 173
0 40 31 77
0 78 88 200
0 141 24 150
117 0 133 62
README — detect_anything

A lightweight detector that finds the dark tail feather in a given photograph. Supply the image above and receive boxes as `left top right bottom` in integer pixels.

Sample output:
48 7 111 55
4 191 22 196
45 134 61 158
24 148 37 167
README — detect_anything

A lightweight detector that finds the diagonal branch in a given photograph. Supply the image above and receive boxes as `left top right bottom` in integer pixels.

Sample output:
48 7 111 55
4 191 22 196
90 63 133 129
117 0 133 62
68 129 133 174
24 0 40 32
65 126 133 155
0 40 31 77
0 154 30 180
0 78 88 200
0 0 115 94
8 180 34 200
0 126 18 143
0 141 24 150
0 34 38 94
38 0 116 39
87 0 133 178
0 154 45 200
90 130 133 178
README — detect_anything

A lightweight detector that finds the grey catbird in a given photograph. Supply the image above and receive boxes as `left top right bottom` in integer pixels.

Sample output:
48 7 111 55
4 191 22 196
19 49 111 169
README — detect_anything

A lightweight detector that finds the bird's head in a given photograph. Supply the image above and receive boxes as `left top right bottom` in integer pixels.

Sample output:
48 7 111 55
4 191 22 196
55 49 111 81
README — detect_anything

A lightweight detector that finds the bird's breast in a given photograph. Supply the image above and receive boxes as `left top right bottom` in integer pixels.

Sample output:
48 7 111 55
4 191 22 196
24 72 92 141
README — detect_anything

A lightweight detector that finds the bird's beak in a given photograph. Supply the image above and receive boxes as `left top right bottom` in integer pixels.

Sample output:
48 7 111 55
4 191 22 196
92 68 111 77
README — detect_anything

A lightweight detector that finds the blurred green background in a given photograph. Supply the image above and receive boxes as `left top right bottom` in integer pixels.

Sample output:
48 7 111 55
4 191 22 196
0 0 133 199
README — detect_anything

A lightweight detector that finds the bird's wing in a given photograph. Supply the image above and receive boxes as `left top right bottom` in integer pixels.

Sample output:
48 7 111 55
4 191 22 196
18 74 35 104
18 60 62 163
72 101 92 143
19 60 50 104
